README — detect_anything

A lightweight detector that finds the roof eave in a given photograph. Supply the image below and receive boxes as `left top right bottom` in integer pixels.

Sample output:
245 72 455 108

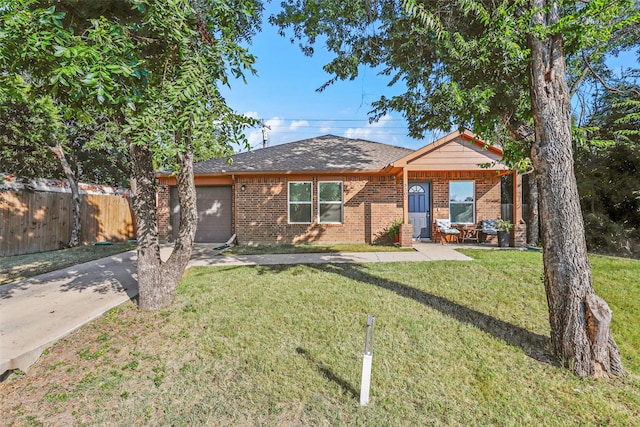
161 168 394 179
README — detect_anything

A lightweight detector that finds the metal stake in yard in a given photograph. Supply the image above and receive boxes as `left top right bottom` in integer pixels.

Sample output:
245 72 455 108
360 314 375 406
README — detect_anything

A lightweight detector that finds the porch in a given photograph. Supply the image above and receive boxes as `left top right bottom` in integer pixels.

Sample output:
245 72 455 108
388 131 526 248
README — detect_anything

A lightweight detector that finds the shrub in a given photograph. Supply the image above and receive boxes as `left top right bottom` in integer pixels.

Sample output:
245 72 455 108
583 213 639 257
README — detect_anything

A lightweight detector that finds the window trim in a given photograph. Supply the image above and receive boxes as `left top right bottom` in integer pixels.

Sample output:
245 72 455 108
288 181 313 224
449 180 475 224
318 181 343 224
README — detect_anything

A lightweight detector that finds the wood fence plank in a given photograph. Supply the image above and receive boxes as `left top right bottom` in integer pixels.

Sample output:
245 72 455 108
1 190 134 256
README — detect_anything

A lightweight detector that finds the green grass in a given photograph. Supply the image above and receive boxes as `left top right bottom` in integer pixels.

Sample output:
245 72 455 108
0 242 136 286
1 250 638 426
223 243 414 256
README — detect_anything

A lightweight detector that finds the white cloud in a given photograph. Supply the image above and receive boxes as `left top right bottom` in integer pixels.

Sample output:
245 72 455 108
246 128 263 149
319 121 335 134
238 113 419 151
243 117 315 149
244 116 287 149
343 114 399 144
289 120 309 131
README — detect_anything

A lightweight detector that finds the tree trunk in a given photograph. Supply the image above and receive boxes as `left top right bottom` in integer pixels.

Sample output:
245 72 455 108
130 138 198 311
528 0 624 378
51 144 80 247
160 142 198 291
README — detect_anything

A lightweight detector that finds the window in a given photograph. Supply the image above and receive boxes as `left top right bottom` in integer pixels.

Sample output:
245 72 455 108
449 181 475 224
408 185 426 213
318 181 343 224
289 182 312 223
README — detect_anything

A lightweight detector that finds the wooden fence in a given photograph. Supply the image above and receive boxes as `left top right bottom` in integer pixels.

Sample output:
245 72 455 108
0 189 135 257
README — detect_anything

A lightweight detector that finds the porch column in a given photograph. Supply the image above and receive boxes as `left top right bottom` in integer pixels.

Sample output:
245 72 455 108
511 171 526 247
395 167 412 247
402 167 409 224
512 171 521 223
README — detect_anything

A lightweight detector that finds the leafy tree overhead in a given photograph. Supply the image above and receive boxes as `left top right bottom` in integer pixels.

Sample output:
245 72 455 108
0 88 129 246
64 113 130 187
0 94 130 187
0 76 87 246
0 0 261 310
0 83 63 180
272 0 639 377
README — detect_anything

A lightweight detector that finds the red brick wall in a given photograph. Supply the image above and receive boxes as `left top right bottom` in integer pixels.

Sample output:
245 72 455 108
399 223 413 247
157 169 510 245
409 170 501 221
409 170 501 240
234 175 403 244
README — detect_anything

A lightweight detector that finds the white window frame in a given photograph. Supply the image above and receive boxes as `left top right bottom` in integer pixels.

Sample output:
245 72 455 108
449 181 475 224
318 181 343 224
288 181 312 224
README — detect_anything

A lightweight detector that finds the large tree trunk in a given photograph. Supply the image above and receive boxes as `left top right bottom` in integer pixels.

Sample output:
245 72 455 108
130 138 198 311
51 144 80 247
528 0 624 378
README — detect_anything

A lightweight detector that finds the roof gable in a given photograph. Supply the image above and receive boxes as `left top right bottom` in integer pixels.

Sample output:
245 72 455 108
192 134 413 175
393 130 507 171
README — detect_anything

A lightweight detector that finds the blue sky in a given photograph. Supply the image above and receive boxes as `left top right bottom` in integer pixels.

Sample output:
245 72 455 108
219 4 434 151
220 5 639 152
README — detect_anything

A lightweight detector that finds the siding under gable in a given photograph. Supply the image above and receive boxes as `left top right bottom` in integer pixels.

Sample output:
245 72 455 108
406 136 505 171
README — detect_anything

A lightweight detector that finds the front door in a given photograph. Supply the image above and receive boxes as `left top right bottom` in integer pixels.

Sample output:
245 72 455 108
408 182 431 239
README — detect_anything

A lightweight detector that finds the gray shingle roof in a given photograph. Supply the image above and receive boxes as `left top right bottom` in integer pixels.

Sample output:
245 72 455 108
193 135 414 174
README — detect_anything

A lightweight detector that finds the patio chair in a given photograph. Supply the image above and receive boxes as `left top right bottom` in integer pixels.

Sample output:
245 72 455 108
481 219 499 242
435 219 460 244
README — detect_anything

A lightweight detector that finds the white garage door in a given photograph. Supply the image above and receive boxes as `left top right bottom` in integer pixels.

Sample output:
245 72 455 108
170 186 232 243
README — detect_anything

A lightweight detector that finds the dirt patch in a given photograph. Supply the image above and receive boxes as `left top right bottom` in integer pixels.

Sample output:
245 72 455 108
0 300 175 425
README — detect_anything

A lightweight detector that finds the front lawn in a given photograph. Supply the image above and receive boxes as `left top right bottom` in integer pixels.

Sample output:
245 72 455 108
1 250 638 425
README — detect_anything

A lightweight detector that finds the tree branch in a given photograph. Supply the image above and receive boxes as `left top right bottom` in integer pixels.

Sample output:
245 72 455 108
569 63 590 98
582 51 640 97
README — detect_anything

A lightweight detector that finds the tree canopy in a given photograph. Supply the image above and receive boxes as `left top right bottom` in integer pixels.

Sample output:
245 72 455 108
271 0 639 378
272 0 638 143
0 0 263 308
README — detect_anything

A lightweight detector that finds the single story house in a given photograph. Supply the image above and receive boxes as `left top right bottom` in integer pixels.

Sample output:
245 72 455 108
156 131 526 247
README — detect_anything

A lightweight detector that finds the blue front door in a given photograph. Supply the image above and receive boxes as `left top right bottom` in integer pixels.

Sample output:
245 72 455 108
408 182 431 239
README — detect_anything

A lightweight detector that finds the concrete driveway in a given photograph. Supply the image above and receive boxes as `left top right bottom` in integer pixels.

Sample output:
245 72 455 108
0 243 470 376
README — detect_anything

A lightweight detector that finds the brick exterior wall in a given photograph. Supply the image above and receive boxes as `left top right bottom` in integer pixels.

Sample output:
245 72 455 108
157 168 526 247
513 223 527 247
409 170 503 244
234 175 403 245
399 223 413 247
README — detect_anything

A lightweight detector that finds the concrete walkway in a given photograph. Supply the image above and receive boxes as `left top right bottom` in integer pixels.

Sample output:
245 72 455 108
0 243 471 375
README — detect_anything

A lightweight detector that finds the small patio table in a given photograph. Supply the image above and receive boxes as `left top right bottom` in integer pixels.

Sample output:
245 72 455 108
454 225 481 243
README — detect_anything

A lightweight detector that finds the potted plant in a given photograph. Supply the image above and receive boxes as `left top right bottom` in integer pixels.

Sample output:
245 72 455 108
496 219 513 247
387 219 403 244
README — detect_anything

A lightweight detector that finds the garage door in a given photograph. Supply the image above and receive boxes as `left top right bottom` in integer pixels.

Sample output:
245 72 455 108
169 186 232 243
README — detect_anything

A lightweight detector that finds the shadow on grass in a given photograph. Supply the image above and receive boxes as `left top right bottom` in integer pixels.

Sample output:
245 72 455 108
295 347 359 401
258 263 556 367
